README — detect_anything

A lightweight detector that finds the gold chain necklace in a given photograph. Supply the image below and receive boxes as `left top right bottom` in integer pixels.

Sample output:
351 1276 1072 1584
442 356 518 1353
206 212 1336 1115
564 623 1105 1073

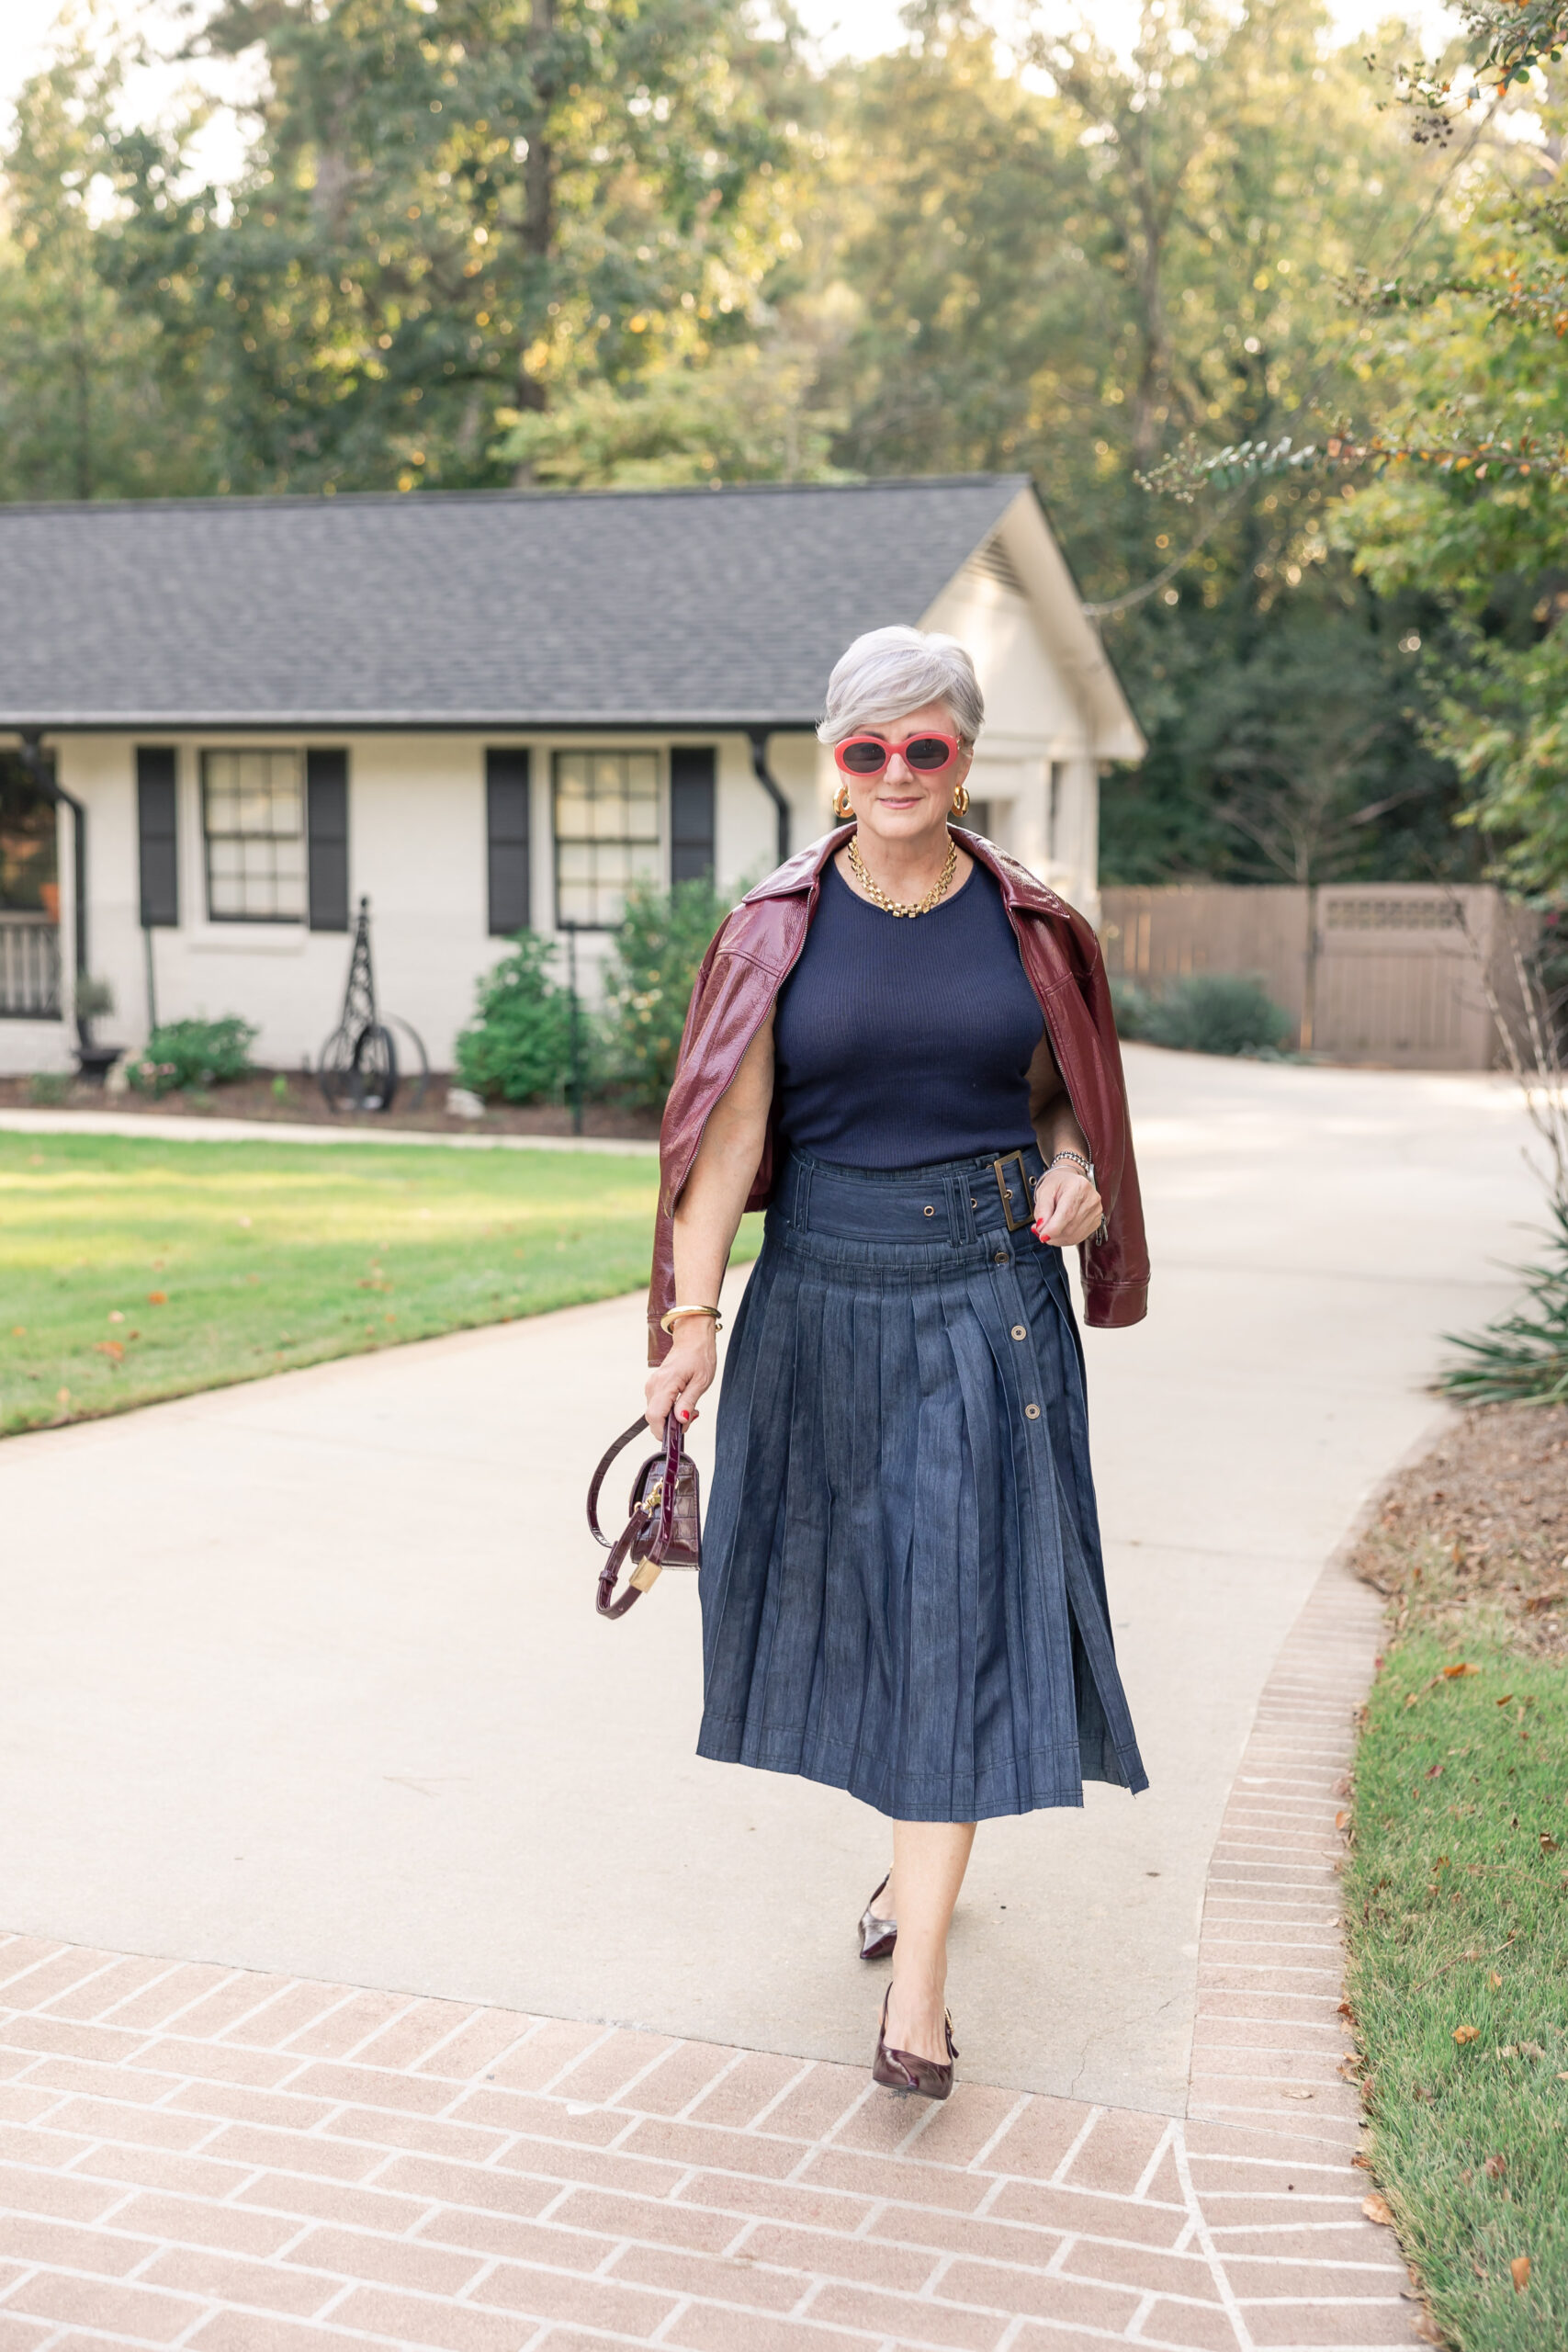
847 832 958 919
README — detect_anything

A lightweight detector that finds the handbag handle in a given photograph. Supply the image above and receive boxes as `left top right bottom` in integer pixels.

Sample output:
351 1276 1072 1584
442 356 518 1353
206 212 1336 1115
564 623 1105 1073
586 1417 652 1549
587 1413 688 1618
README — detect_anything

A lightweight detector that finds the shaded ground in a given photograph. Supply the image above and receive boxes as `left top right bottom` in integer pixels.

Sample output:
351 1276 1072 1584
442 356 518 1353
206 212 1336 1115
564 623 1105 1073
0 1069 662 1141
1350 1401 1568 1658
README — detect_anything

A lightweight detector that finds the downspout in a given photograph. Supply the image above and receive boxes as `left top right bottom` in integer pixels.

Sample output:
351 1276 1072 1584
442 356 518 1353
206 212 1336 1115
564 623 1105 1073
17 729 89 1043
747 728 790 866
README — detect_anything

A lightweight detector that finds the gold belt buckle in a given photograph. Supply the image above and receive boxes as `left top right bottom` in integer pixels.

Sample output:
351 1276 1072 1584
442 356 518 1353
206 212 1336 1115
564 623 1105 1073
992 1150 1032 1233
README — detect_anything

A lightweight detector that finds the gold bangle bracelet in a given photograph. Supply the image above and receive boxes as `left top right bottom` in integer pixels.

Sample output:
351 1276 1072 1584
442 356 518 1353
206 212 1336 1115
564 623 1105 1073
660 1303 724 1337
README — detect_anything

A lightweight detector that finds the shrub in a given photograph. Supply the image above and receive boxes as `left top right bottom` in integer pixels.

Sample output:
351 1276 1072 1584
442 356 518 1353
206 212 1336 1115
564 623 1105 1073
601 877 731 1106
27 1070 71 1106
1139 972 1293 1057
1109 976 1153 1040
127 1016 257 1096
455 931 578 1103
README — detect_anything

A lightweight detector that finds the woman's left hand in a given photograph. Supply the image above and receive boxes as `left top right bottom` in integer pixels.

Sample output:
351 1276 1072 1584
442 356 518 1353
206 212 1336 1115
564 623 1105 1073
1032 1166 1103 1248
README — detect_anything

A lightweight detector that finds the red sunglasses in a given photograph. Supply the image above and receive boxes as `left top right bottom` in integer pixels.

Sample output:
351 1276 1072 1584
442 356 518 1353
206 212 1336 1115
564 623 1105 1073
833 731 962 778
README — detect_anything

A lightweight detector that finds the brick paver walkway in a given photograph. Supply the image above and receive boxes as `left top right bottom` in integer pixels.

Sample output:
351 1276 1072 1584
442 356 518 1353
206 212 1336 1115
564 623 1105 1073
0 1558 1419 2352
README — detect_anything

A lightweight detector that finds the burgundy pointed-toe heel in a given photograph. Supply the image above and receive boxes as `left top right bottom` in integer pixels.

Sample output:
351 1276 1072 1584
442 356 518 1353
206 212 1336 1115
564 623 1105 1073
859 1874 897 1962
872 1990 959 2100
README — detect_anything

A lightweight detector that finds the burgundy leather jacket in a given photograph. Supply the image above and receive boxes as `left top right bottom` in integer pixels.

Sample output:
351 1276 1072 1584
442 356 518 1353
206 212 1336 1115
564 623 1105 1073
648 827 1149 1362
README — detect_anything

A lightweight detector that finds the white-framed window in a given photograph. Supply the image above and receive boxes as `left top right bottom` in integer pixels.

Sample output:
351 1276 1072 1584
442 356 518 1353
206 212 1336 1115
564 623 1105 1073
201 749 306 922
553 749 661 928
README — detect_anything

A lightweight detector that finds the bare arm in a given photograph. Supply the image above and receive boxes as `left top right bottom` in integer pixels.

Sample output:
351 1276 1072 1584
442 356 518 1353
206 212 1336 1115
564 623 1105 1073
644 1012 774 1439
1026 1031 1103 1248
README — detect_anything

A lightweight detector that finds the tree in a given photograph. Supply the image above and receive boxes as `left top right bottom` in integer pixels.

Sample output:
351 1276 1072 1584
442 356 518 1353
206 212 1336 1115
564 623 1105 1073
812 0 1461 880
0 23 209 499
106 0 795 492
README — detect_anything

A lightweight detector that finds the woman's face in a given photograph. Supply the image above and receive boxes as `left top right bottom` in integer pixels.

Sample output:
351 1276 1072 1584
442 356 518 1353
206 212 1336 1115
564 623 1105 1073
846 700 973 848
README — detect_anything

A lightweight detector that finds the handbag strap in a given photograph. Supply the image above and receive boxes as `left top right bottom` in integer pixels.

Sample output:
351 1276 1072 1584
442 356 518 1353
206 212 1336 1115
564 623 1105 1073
586 1412 686 1551
587 1417 650 1550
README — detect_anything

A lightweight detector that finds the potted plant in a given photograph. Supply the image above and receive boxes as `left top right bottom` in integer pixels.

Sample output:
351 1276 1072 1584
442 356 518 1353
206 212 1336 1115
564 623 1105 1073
73 975 122 1086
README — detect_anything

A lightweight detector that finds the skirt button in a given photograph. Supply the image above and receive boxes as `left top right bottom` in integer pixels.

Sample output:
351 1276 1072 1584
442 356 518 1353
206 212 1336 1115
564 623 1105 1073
993 1250 1008 1265
1024 1402 1041 1419
1011 1324 1027 1340
923 1204 935 1216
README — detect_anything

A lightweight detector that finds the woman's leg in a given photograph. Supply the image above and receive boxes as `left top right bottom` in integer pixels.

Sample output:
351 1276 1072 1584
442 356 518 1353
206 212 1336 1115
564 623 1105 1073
882 1820 976 2063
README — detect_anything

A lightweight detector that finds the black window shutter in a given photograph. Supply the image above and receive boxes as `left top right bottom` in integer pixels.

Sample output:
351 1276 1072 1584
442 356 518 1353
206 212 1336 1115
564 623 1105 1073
136 746 179 927
487 748 531 934
670 746 716 885
307 750 349 932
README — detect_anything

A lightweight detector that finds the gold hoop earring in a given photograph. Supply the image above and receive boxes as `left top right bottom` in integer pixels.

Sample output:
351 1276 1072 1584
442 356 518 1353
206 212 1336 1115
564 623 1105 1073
832 780 854 822
952 779 971 818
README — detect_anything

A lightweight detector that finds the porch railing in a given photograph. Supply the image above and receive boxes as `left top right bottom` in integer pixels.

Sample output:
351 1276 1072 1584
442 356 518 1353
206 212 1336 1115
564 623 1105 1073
0 914 62 1019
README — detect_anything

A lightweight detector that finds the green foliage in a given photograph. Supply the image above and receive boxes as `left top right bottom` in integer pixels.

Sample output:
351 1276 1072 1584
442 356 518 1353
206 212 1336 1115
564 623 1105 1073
1139 972 1294 1056
1441 1197 1568 1402
1108 977 1155 1040
26 1071 70 1107
494 348 846 488
455 932 577 1104
1344 1632 1568 2351
601 876 729 1105
127 1017 257 1097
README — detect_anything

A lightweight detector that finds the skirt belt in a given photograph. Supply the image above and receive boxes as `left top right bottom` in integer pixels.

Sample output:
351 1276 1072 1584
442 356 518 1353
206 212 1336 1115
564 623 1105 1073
773 1146 1046 1247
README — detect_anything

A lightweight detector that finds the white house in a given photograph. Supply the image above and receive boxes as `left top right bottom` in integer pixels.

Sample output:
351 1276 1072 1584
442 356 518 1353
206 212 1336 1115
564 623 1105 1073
0 475 1144 1076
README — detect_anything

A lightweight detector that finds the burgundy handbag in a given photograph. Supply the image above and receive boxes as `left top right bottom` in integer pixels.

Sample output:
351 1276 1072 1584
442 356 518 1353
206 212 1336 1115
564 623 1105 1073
587 1413 702 1619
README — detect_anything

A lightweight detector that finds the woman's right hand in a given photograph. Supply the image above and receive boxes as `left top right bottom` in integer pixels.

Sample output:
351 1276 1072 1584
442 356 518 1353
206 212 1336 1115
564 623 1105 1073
645 1322 718 1441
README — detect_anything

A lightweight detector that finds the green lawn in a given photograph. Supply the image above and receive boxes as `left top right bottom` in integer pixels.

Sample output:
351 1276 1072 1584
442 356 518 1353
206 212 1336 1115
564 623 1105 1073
0 1131 760 1437
1346 1638 1568 2346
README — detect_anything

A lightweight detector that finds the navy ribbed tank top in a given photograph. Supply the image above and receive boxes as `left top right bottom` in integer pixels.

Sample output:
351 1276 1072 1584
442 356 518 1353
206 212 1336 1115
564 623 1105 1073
773 854 1044 1170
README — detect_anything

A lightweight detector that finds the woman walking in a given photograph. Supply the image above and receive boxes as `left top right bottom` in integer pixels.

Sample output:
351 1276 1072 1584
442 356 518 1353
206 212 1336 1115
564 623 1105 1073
644 625 1148 2099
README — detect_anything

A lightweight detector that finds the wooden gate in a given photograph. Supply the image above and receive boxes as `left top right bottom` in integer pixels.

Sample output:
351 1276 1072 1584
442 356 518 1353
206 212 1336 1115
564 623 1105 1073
1100 882 1525 1070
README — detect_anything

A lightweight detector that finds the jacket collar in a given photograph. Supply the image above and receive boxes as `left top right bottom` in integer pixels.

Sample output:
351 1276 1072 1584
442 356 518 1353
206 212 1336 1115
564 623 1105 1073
742 823 1070 921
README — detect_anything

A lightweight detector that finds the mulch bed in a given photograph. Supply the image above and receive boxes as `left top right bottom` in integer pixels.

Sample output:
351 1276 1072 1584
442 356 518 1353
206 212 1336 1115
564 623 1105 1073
1350 1401 1568 1658
0 1070 661 1142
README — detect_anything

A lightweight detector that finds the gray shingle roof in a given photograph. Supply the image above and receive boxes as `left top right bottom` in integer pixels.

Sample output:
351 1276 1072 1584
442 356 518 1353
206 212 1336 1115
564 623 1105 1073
0 476 1029 729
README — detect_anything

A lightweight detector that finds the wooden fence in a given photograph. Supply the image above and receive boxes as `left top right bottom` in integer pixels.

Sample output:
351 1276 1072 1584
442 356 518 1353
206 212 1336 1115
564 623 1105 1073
1099 883 1529 1070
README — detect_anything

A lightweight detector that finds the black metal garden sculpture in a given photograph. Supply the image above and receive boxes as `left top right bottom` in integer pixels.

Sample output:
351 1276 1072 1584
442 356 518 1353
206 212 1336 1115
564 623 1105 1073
318 896 429 1114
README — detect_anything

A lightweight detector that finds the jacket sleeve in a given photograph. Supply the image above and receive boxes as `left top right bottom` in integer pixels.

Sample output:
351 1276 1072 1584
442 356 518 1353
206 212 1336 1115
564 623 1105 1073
1071 922 1149 1329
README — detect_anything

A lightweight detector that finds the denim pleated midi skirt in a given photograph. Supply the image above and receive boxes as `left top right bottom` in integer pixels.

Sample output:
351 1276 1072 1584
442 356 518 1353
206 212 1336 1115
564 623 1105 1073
695 1147 1149 1821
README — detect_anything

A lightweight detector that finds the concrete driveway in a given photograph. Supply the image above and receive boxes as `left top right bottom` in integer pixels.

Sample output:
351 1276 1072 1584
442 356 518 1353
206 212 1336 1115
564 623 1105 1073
0 1048 1539 2116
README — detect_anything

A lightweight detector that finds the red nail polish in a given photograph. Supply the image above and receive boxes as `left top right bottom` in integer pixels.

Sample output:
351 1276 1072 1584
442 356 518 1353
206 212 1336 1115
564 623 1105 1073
680 1408 690 1421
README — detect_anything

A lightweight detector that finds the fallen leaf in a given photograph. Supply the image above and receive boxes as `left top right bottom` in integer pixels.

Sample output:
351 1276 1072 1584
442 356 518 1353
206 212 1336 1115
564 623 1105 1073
1525 1592 1564 1612
1282 2087 1315 2099
1363 2194 1394 2225
1542 1833 1561 1854
1484 2154 1506 2179
1404 1691 1419 1708
1497 1693 1515 1706
1443 1663 1480 1679
1454 2025 1480 2045
107 1309 123 1323
1426 1763 1444 1779
1336 1808 1349 1828
1338 1998 1353 2018
93 1341 123 1363
1519 2041 1547 2060
1512 2256 1531 2295
9 1325 24 1337
1490 1972 1503 1989
55 1387 69 1405
147 1291 167 1306
1498 2045 1518 2059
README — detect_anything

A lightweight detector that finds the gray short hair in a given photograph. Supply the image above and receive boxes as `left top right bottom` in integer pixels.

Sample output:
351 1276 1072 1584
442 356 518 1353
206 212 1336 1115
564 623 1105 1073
817 626 985 746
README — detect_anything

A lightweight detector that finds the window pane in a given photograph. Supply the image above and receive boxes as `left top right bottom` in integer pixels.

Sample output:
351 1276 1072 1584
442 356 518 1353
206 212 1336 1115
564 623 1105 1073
552 747 668 928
